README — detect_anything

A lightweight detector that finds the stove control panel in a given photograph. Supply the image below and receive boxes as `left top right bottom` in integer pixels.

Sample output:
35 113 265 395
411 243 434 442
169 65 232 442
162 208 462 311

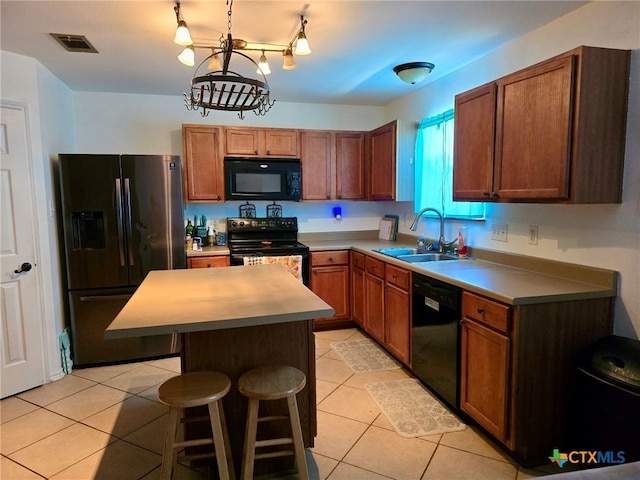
227 217 298 232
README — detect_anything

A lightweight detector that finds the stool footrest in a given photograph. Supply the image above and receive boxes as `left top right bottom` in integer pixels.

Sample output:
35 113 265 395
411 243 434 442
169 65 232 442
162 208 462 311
174 438 215 449
257 415 289 423
255 450 295 461
255 437 294 448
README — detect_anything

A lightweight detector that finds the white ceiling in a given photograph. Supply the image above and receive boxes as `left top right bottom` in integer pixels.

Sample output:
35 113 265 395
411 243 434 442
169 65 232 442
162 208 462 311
1 1 588 106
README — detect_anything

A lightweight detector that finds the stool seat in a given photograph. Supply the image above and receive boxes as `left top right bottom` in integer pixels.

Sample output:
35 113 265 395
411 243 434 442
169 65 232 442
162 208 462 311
158 371 235 480
159 371 231 408
238 365 306 400
239 365 308 480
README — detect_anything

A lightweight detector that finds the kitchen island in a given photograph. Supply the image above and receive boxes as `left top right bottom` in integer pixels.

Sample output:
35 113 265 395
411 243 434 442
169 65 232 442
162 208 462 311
106 264 334 472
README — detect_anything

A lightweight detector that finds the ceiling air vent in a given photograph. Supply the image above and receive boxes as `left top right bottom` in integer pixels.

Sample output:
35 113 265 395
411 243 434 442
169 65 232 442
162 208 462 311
50 33 98 53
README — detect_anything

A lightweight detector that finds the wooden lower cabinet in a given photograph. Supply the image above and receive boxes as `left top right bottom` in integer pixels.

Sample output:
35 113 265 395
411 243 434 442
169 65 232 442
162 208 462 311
384 264 411 366
461 315 510 443
351 252 365 327
310 251 350 328
459 290 614 465
188 256 230 268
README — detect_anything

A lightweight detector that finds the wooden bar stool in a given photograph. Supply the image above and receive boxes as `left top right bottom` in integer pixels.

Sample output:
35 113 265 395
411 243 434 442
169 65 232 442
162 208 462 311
238 365 309 480
158 371 235 480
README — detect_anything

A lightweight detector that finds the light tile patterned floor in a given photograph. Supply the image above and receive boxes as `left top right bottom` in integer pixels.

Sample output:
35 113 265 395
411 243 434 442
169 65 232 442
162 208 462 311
1 328 554 479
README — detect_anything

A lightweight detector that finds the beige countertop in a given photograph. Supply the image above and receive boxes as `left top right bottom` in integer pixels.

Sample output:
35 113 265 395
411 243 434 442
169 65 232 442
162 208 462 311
303 238 617 306
187 245 230 256
105 264 334 339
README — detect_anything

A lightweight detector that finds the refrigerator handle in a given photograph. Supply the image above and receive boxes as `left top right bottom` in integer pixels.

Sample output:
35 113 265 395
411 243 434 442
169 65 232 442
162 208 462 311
115 178 126 266
123 178 135 266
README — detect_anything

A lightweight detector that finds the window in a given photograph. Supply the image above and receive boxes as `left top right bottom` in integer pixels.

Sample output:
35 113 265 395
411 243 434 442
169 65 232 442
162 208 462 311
414 109 485 219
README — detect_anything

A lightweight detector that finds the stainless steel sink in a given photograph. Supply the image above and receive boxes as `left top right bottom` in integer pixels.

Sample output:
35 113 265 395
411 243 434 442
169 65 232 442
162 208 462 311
372 247 418 257
396 253 459 263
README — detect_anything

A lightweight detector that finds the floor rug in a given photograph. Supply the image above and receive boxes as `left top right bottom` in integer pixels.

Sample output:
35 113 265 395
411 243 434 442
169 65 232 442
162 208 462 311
331 338 401 373
366 378 466 438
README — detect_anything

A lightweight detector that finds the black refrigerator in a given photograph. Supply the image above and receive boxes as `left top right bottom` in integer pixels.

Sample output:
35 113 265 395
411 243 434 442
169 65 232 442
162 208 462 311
59 154 186 366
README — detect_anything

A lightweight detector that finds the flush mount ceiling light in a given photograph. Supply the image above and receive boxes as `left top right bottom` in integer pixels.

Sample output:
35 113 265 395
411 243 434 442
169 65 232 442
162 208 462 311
173 0 312 119
393 62 435 85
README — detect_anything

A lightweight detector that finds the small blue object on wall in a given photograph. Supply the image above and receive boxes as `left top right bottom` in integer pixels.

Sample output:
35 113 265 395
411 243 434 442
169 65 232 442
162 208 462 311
333 206 342 219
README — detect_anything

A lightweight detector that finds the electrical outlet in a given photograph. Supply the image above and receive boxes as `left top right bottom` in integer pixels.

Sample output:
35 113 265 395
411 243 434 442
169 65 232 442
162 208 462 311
491 223 508 242
529 225 539 245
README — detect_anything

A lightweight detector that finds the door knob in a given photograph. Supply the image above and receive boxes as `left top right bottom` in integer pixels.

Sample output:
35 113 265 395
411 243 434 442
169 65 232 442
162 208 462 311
14 262 32 274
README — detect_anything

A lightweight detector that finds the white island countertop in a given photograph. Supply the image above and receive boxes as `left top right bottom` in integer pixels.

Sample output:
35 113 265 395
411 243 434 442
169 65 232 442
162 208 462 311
105 264 334 339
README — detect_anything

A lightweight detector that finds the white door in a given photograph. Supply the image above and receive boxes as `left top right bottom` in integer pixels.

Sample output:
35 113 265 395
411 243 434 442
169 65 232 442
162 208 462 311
1 104 45 398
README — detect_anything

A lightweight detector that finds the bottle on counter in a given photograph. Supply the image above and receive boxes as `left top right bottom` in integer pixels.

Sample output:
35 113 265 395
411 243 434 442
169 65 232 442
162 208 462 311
207 225 215 247
185 219 194 237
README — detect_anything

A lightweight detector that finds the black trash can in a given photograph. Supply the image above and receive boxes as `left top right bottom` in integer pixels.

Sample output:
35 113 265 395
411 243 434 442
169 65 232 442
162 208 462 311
574 335 640 462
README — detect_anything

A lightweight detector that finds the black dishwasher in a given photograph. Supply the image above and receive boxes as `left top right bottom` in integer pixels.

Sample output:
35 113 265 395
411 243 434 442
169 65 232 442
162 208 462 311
412 273 462 409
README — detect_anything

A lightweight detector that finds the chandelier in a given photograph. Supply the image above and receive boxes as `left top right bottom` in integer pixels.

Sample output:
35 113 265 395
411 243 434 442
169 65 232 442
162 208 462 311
173 0 311 119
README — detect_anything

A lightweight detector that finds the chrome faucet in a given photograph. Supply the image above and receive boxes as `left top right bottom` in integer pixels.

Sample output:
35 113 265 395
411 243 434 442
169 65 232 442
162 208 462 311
409 207 457 253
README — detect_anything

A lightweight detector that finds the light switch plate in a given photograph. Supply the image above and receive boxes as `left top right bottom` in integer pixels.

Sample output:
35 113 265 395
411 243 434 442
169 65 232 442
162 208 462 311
529 225 539 245
491 223 508 242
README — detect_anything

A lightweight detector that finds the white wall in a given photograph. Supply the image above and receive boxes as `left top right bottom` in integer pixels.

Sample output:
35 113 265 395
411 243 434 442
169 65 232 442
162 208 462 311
385 1 640 338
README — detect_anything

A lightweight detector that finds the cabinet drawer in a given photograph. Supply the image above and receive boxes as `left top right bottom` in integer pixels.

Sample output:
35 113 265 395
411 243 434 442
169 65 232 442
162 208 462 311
462 291 510 333
365 256 385 279
311 250 349 266
188 256 230 269
352 251 365 270
385 264 411 291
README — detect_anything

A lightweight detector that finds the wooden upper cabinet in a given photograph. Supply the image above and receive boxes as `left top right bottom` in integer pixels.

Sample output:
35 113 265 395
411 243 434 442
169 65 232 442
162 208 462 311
224 127 298 157
300 130 332 200
336 132 366 200
182 125 224 202
369 121 396 201
495 56 573 200
453 83 497 201
453 46 630 204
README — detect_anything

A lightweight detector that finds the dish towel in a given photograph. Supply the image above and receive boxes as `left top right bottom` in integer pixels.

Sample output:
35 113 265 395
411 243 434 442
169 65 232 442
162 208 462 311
243 255 303 282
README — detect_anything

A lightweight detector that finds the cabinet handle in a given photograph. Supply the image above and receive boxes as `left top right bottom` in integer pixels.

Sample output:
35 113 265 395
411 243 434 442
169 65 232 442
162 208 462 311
266 150 271 155
377 279 382 285
392 274 397 280
207 263 212 268
328 257 334 262
492 192 499 199
313 268 318 274
254 150 259 155
326 195 331 199
483 191 490 197
477 308 485 314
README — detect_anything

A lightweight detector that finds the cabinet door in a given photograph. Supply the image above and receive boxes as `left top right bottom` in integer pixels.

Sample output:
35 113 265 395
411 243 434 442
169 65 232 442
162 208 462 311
453 83 497 201
311 265 350 323
182 125 224 202
384 283 410 365
460 318 510 442
351 267 365 327
336 132 366 200
225 128 260 156
369 121 396 200
300 131 332 200
494 56 574 200
263 129 299 156
365 272 385 342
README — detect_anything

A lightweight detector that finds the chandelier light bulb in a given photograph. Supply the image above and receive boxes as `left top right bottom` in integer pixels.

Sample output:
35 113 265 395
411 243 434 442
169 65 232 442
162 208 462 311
178 46 195 66
173 20 193 46
294 32 311 56
257 52 271 75
208 50 222 71
283 48 296 70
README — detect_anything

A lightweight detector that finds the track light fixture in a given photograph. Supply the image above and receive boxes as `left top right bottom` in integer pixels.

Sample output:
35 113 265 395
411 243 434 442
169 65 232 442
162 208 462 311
172 0 312 118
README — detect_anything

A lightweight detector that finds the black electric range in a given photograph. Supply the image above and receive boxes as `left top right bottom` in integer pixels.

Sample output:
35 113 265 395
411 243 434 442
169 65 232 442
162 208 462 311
226 217 310 285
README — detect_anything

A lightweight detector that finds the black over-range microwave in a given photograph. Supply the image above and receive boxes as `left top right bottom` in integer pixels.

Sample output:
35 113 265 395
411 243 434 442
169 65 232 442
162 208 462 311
224 157 302 201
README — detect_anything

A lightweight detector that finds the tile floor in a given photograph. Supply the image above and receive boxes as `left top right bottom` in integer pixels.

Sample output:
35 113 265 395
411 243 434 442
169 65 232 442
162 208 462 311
1 328 560 479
